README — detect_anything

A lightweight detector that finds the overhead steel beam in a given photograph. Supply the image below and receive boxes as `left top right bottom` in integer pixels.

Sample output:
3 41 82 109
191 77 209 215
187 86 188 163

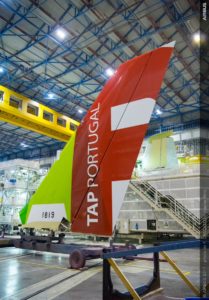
0 85 79 142
161 0 199 60
20 14 197 93
0 141 64 162
0 3 35 37
0 0 200 123
0 0 197 94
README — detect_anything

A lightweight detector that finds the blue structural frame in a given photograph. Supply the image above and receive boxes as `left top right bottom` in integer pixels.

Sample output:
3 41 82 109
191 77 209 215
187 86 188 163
0 0 203 160
0 116 204 162
102 239 209 299
103 239 208 259
0 1 199 106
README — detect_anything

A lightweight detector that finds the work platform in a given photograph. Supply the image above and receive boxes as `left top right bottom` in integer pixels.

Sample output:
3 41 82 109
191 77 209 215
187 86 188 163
0 240 203 300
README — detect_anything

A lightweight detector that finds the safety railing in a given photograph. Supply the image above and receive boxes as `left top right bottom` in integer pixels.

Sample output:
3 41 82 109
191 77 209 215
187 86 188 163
200 213 209 238
130 180 200 238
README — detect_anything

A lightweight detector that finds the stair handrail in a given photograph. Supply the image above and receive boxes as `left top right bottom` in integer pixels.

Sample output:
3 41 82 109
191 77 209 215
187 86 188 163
130 180 200 234
200 213 209 233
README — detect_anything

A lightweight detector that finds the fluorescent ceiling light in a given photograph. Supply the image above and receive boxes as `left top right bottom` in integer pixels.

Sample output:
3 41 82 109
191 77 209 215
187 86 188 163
78 109 83 114
55 28 67 40
105 68 115 77
20 142 29 148
48 93 54 99
156 109 162 115
192 31 207 46
193 32 200 45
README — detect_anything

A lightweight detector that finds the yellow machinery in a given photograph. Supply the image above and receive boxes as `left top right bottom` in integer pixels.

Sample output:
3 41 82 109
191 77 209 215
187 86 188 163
0 85 80 142
178 155 209 165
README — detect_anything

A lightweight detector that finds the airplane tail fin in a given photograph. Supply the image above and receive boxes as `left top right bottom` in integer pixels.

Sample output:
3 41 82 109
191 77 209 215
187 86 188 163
21 42 175 236
71 42 175 236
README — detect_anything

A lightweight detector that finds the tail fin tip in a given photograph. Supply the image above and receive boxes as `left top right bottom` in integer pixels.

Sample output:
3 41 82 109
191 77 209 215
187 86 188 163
161 41 176 48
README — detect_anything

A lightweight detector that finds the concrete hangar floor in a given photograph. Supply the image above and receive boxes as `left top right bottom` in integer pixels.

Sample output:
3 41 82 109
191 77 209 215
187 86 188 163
0 244 200 300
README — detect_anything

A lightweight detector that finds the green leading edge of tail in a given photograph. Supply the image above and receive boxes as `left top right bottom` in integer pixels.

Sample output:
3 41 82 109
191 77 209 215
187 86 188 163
20 133 76 226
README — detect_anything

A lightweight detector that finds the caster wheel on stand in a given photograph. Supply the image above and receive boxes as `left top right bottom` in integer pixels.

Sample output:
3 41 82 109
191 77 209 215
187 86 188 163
69 249 86 269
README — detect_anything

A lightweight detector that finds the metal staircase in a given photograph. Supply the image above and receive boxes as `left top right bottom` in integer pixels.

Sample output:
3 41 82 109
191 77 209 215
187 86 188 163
130 180 200 238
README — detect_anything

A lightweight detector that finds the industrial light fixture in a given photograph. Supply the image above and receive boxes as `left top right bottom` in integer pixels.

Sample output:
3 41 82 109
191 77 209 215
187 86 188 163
192 31 207 46
193 32 200 45
105 68 115 77
20 142 29 148
0 67 4 73
55 27 67 40
48 93 54 99
78 109 83 114
156 109 162 115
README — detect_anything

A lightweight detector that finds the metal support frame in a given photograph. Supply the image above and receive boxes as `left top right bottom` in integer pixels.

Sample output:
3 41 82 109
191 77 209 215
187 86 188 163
13 236 143 271
107 258 142 300
103 240 209 299
0 0 200 120
160 251 200 296
13 236 103 269
103 251 160 300
0 85 79 142
0 138 64 162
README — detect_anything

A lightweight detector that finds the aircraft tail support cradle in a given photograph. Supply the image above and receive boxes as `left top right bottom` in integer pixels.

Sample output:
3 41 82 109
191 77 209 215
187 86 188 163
102 250 160 300
102 240 206 298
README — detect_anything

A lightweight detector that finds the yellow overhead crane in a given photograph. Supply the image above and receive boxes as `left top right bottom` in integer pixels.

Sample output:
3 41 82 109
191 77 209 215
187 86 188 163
0 85 80 142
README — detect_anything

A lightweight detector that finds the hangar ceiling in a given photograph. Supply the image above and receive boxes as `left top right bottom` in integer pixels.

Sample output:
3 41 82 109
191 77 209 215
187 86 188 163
0 0 205 160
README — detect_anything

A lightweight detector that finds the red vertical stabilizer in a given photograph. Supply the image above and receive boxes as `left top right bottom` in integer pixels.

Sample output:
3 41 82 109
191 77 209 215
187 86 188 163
71 42 175 236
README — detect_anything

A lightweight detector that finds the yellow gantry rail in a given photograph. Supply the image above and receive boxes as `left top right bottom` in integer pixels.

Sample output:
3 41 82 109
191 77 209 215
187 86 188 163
0 85 80 142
